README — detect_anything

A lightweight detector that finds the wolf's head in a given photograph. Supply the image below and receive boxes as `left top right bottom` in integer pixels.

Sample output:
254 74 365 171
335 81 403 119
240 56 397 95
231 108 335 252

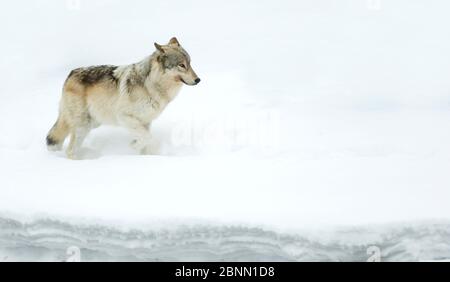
154 37 200 86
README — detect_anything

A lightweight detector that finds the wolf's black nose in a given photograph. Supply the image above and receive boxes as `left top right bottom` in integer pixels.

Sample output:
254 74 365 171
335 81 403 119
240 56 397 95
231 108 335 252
195 78 201 84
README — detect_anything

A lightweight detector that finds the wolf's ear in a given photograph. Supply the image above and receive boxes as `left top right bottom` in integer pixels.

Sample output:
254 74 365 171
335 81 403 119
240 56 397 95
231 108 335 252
168 37 180 46
154 43 165 53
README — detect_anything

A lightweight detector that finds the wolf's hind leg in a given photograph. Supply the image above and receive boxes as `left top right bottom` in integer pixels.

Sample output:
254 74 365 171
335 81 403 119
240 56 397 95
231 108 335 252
66 127 90 159
47 118 70 151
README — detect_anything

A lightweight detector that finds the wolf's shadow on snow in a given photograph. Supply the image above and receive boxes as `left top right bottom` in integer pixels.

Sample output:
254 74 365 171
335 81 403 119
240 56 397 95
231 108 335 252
52 126 179 160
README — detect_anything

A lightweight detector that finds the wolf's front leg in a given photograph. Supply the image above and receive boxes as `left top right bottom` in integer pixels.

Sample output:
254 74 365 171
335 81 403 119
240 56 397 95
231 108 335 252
119 115 153 155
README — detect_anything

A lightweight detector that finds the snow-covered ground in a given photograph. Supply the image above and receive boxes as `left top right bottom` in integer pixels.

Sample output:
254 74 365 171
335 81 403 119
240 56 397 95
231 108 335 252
1 0 450 261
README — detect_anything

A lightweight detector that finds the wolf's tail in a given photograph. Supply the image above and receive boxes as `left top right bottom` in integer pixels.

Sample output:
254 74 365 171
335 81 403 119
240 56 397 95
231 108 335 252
46 117 70 151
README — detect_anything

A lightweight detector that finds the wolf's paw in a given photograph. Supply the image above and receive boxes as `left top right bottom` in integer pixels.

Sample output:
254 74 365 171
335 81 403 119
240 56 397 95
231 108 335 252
131 139 159 155
140 143 158 155
47 144 63 152
66 150 81 160
140 146 152 155
130 139 143 151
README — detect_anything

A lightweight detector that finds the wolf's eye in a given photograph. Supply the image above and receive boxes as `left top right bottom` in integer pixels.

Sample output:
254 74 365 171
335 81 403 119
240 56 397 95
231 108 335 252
178 64 186 69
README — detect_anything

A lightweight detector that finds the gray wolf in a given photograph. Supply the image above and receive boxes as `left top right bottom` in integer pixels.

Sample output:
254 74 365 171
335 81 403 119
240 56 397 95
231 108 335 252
46 37 200 159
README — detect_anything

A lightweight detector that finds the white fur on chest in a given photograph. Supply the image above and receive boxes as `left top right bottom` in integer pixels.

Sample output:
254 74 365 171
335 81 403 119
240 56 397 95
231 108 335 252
144 84 181 119
121 79 182 123
142 72 182 119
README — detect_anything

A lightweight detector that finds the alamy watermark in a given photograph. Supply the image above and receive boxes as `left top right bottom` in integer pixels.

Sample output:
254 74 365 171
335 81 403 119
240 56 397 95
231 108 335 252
66 246 81 262
367 0 382 11
366 245 382 262
66 0 81 11
170 110 280 153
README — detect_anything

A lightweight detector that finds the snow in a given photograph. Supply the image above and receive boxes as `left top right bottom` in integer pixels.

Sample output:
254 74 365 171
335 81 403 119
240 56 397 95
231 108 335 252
1 217 450 262
1 0 450 261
